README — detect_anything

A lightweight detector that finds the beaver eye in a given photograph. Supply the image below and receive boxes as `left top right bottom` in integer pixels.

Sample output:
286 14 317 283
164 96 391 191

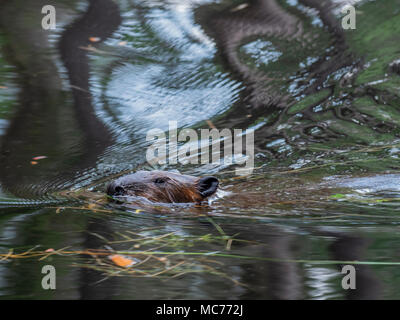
154 178 167 184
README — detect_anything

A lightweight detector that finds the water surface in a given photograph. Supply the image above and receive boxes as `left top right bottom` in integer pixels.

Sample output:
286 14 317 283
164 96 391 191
1 0 400 299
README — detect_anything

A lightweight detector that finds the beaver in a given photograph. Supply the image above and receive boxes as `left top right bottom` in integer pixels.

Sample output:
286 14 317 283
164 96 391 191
106 170 219 203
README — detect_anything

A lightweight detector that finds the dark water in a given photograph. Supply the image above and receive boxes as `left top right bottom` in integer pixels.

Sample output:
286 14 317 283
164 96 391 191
1 0 400 299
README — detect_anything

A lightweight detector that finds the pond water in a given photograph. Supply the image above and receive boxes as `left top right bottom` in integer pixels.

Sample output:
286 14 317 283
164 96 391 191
1 0 400 299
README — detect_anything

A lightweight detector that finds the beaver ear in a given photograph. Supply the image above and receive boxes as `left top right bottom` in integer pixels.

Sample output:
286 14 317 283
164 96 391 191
198 176 219 198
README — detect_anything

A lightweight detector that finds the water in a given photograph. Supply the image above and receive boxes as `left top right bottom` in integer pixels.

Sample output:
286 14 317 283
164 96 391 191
1 0 400 299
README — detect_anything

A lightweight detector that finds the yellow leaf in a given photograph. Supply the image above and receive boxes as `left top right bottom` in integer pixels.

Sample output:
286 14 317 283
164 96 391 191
89 37 101 42
87 203 98 210
206 120 216 129
109 254 135 268
231 3 249 12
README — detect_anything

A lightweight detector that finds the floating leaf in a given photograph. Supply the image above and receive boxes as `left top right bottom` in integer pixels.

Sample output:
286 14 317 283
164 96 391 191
89 37 101 42
330 193 346 199
206 120 216 129
32 156 47 160
87 203 98 209
109 254 136 268
231 3 249 12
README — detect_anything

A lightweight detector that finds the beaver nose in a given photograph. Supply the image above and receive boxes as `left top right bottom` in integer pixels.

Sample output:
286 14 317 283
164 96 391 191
106 182 125 196
198 176 219 197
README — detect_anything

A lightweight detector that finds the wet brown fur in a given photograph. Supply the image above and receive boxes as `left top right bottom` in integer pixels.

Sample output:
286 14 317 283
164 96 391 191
107 171 218 204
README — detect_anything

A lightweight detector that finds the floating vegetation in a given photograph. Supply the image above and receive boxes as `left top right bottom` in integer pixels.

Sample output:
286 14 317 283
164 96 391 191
0 228 249 286
329 193 400 205
3 227 400 288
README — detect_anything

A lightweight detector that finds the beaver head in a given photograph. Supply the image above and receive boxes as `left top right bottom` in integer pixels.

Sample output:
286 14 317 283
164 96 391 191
106 170 219 203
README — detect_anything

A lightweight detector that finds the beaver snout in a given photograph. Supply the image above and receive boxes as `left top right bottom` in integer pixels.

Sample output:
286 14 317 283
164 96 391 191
106 181 125 196
197 176 219 198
